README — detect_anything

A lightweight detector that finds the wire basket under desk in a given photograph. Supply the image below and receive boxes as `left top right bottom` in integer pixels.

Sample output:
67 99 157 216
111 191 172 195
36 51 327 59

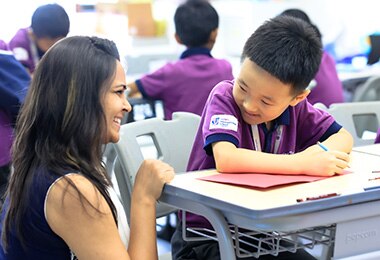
183 219 335 259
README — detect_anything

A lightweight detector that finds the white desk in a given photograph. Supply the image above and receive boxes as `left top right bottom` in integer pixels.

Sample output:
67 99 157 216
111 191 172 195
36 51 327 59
338 63 380 82
159 151 380 259
337 63 380 102
353 143 380 157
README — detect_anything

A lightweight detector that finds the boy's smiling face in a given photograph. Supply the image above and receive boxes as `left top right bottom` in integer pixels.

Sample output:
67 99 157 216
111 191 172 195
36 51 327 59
233 58 309 126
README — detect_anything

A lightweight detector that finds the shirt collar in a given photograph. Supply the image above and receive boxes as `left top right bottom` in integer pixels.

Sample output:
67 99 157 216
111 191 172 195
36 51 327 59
260 106 290 131
180 47 212 59
275 106 290 126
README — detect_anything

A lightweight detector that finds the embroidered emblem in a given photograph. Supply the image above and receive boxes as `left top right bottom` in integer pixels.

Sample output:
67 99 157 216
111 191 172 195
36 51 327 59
209 115 238 131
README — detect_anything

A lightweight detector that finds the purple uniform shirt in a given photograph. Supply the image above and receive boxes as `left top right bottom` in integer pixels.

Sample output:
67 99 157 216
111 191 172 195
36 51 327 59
375 128 380 144
308 51 344 106
136 47 233 119
8 28 39 73
0 40 7 50
0 110 12 166
185 80 342 227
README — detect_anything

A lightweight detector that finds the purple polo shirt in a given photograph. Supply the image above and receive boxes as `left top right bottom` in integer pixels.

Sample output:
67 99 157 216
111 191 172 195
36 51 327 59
8 28 38 73
375 128 380 144
0 110 12 166
136 47 233 119
185 80 341 228
308 51 344 106
0 40 7 50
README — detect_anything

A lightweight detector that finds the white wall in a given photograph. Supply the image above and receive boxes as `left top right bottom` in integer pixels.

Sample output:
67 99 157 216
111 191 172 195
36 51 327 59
211 0 380 60
1 0 379 63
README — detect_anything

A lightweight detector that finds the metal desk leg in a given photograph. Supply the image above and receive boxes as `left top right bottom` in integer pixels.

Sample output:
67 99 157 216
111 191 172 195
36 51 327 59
160 194 236 260
186 202 236 260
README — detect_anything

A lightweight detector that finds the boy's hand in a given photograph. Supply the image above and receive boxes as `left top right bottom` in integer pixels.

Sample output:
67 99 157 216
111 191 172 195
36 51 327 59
297 145 350 176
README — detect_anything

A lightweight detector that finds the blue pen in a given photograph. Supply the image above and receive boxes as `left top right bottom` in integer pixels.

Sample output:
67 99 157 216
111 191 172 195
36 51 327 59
317 141 329 151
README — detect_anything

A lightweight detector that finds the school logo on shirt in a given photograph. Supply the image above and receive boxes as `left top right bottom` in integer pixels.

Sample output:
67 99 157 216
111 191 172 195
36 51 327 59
209 115 238 131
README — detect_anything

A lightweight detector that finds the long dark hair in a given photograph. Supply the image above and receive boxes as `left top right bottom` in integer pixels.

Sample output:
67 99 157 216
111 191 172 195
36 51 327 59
2 36 120 248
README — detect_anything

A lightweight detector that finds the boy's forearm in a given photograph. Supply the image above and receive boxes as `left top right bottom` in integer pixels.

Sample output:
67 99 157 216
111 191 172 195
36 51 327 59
213 131 353 175
320 128 353 153
127 81 141 97
213 143 301 174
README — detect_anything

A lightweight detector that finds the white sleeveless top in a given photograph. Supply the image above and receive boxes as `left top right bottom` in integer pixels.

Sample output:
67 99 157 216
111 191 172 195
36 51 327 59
108 186 130 247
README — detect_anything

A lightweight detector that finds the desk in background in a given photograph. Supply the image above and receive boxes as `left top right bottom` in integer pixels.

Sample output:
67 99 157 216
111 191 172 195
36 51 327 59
353 143 380 157
338 63 380 102
160 150 380 259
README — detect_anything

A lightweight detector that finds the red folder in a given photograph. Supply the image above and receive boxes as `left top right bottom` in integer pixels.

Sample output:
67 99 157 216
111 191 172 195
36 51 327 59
198 172 337 189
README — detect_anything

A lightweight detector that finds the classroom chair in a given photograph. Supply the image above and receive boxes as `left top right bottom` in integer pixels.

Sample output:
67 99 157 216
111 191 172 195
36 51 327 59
352 75 380 102
314 101 380 146
112 111 201 219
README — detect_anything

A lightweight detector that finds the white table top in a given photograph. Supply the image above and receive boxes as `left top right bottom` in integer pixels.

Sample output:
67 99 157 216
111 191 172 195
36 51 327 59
160 150 380 231
167 151 378 210
353 143 380 157
338 63 380 82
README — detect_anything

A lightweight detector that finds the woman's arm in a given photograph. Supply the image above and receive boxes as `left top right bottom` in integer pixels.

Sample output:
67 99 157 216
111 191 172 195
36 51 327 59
46 174 130 259
128 160 174 260
46 160 174 260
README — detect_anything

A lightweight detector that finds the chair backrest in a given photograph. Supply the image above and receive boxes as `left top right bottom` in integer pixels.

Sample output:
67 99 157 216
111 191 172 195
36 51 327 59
352 75 380 102
314 101 380 146
112 112 201 219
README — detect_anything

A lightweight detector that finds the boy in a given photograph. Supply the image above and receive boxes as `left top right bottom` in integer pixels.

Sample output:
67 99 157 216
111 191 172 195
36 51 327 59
171 15 353 260
127 0 233 120
8 4 70 74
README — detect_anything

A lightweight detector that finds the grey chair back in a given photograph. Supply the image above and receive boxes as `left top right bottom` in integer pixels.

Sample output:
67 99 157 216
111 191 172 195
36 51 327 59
314 101 380 146
112 112 201 219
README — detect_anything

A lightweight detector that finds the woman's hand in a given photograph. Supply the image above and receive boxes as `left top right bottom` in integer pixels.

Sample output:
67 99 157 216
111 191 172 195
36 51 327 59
133 159 175 205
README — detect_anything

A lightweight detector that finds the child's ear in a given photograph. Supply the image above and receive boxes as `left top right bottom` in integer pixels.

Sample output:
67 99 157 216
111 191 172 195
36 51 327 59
289 89 310 106
174 33 182 44
209 28 218 43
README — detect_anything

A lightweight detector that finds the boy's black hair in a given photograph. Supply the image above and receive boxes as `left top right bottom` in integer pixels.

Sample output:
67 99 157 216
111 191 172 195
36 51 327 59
31 4 70 39
174 0 218 47
242 16 322 94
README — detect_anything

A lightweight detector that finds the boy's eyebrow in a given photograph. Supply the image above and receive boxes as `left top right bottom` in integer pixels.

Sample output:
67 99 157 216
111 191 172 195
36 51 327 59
238 78 273 101
237 78 248 88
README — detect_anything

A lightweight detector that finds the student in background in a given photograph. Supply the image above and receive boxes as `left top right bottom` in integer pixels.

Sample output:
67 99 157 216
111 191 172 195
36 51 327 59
127 0 233 120
280 8 344 107
0 40 7 50
8 3 70 74
171 16 353 260
374 128 380 143
0 36 174 259
0 49 30 201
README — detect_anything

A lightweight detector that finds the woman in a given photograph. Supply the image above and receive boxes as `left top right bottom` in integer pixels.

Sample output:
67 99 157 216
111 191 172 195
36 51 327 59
0 36 174 259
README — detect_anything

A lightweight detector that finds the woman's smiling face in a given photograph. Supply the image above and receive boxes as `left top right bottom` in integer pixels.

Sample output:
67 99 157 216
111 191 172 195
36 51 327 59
103 61 131 143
